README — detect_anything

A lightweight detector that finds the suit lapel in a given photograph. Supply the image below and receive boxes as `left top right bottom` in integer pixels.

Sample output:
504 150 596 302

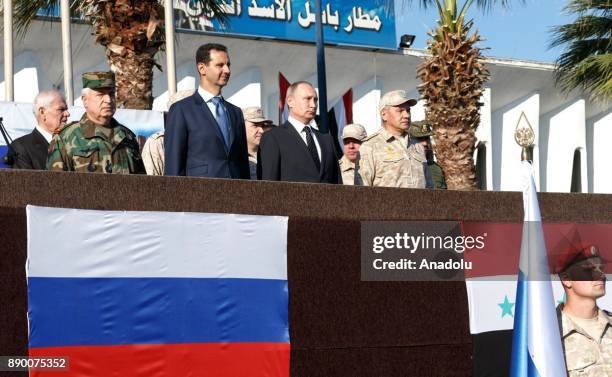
313 129 327 176
222 99 235 149
282 121 320 173
192 93 227 153
30 129 50 166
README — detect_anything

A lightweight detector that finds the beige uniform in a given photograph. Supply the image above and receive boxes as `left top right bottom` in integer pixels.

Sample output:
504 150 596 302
561 309 612 376
358 128 426 188
142 131 165 176
339 155 363 186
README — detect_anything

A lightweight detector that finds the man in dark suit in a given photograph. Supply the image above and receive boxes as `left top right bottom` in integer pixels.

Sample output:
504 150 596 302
164 43 249 178
9 90 69 169
258 81 341 184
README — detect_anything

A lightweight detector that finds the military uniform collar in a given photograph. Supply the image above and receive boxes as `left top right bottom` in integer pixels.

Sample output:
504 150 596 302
380 127 407 143
339 155 355 172
80 114 126 145
561 307 612 338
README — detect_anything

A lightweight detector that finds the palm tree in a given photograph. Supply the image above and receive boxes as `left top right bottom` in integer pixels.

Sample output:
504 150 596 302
550 0 611 102
3 0 228 110
394 0 521 190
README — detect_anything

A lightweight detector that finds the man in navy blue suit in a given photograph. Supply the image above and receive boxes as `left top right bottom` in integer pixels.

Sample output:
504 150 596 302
164 43 250 178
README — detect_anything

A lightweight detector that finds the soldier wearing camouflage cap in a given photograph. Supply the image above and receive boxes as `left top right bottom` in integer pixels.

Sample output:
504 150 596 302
409 120 447 189
556 245 612 377
358 90 426 188
339 123 367 185
242 106 274 180
46 71 145 174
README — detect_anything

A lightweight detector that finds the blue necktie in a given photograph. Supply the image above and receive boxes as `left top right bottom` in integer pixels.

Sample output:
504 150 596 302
211 96 231 148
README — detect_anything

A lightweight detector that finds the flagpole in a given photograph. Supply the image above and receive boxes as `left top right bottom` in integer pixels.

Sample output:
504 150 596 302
3 0 14 101
60 0 74 105
314 0 329 133
165 0 177 98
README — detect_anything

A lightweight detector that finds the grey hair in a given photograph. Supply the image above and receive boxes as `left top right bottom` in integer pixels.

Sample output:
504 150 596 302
285 81 314 102
81 87 91 97
33 90 65 119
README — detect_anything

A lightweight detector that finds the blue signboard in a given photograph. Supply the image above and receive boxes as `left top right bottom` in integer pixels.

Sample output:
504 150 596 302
174 0 396 50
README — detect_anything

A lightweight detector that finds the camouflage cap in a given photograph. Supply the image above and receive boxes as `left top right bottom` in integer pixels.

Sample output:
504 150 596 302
242 106 273 125
82 71 115 90
379 90 418 113
409 120 433 138
342 123 367 141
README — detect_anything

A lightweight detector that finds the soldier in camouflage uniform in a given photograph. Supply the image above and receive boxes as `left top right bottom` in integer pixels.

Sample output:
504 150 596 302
409 120 447 189
556 245 612 377
339 123 367 186
359 90 426 188
47 71 145 174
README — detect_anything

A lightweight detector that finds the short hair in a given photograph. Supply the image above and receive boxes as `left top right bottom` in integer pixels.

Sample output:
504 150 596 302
196 43 228 65
285 81 314 102
33 90 65 119
81 87 91 97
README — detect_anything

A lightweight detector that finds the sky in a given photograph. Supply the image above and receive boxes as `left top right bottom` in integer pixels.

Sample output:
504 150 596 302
394 0 573 63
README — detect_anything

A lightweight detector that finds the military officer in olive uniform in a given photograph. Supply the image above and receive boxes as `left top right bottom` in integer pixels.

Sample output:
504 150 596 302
556 245 612 377
409 120 447 189
47 71 145 174
359 90 426 188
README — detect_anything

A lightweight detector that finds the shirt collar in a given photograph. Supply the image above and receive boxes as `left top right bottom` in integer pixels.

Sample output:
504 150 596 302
380 126 407 142
288 115 318 133
197 86 222 103
34 124 53 143
561 309 612 338
339 155 355 172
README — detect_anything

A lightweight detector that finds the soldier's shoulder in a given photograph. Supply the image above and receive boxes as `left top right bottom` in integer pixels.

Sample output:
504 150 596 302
363 129 382 142
149 130 164 139
54 121 83 142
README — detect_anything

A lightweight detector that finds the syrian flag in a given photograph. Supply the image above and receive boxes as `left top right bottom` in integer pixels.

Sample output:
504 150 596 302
509 161 566 377
278 72 290 125
327 89 352 156
27 206 290 377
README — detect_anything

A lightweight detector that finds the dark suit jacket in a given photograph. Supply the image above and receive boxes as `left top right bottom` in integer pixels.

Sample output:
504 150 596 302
9 128 49 170
164 92 250 178
257 121 341 184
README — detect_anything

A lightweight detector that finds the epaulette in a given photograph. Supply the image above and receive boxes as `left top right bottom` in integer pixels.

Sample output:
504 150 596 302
362 129 381 143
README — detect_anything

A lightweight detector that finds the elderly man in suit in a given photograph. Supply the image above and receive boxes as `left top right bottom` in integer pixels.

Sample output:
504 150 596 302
258 81 341 184
164 43 250 178
9 90 69 169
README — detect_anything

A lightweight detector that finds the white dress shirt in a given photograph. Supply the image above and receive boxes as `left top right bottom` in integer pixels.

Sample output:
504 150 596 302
288 115 321 160
35 124 53 143
197 86 223 123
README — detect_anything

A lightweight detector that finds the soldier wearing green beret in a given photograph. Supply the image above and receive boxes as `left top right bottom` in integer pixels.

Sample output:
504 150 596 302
556 245 612 377
46 71 145 174
409 120 447 190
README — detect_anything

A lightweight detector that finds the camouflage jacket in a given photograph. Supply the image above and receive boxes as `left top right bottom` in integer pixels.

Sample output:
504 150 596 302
428 161 447 190
558 305 612 377
47 114 145 174
339 155 363 186
358 128 426 188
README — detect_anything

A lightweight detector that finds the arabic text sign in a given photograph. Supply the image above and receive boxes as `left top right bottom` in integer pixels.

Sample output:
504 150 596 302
174 0 396 50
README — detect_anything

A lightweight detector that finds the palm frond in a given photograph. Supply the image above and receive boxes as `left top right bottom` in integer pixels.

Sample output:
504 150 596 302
550 0 612 101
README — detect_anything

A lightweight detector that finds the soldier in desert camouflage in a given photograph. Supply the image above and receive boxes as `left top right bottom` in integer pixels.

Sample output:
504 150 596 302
46 71 145 174
358 90 426 188
557 245 612 377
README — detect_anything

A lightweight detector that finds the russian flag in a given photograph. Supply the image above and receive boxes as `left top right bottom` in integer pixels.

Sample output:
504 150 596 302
278 72 290 125
509 161 566 377
26 206 290 377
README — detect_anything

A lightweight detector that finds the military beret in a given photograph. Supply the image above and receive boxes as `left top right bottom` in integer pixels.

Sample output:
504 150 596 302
82 71 115 90
409 121 433 138
556 244 602 273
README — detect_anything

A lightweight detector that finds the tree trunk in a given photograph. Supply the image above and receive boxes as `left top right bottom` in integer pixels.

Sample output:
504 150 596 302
107 48 156 110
